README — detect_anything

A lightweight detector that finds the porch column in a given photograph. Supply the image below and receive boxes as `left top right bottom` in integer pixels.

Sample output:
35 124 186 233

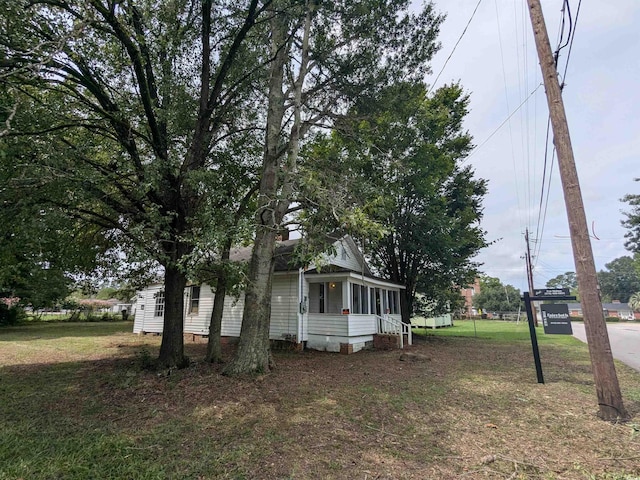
343 281 351 313
297 268 304 343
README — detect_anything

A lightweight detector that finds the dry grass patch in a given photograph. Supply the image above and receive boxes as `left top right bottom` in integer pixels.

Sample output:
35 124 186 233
1 321 640 479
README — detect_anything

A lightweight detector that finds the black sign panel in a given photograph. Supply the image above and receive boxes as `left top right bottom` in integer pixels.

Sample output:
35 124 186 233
541 304 572 335
533 288 570 298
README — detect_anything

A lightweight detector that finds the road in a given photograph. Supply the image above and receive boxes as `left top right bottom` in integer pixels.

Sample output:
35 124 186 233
572 322 640 372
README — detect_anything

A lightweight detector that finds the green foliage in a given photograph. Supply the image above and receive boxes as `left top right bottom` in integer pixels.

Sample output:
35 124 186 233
546 271 580 301
96 287 117 300
622 179 640 253
546 271 578 290
300 82 487 320
0 301 23 326
472 276 523 313
597 256 640 303
629 292 640 312
1 0 273 367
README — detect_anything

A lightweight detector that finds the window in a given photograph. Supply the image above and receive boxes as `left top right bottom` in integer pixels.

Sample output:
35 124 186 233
381 289 389 313
371 288 380 315
351 284 369 314
387 290 399 314
318 283 325 313
189 286 200 314
309 282 344 314
154 291 165 317
326 282 342 313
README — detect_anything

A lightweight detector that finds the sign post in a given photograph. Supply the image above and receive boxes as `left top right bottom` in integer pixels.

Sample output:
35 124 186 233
523 291 544 384
522 289 576 384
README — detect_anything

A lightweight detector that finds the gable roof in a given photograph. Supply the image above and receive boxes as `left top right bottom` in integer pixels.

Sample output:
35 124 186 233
228 234 372 274
228 238 302 272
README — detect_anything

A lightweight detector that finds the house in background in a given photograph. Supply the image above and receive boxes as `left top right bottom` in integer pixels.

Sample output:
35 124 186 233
132 235 411 353
460 278 481 317
567 302 639 320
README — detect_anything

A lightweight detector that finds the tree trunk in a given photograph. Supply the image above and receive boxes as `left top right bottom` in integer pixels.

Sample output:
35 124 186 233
205 242 232 363
400 287 412 325
158 264 188 368
205 279 227 363
222 226 276 375
223 10 290 376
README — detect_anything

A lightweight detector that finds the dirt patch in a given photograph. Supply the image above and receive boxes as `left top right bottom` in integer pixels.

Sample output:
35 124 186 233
2 327 640 479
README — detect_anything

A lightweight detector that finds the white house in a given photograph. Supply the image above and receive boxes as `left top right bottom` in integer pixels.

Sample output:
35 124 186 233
132 235 411 353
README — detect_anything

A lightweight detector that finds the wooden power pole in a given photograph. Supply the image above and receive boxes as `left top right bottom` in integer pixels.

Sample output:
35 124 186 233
526 0 627 421
524 228 537 326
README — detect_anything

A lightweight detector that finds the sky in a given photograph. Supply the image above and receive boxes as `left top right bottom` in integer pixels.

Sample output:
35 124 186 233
423 0 640 291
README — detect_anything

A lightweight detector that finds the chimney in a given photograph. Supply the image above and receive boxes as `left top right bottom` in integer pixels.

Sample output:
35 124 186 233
276 228 289 241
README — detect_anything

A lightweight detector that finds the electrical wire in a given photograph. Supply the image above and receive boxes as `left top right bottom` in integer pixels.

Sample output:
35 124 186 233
493 0 527 234
465 83 543 160
533 147 555 263
559 0 582 87
554 0 573 66
534 117 553 250
427 0 484 95
531 0 583 269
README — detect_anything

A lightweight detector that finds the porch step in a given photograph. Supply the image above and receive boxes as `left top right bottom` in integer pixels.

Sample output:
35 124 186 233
373 333 409 350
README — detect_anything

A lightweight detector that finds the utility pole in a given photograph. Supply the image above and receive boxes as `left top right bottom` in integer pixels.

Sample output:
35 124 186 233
526 0 627 421
524 228 538 326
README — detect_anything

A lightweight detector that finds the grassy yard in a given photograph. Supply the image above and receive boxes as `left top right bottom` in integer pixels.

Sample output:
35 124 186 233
415 318 579 345
1 320 640 479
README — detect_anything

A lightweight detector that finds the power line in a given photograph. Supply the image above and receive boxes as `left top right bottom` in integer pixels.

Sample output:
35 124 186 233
559 0 582 87
466 83 543 160
493 0 524 234
428 0 484 94
532 0 583 266
554 0 573 66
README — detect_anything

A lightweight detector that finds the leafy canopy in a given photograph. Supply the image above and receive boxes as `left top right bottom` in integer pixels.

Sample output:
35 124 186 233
300 81 487 320
473 276 523 313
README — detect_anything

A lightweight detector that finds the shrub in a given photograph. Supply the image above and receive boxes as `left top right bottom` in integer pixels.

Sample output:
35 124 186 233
0 298 24 326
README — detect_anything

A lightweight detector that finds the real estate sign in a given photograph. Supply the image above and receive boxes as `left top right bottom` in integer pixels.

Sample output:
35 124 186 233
541 304 572 335
533 288 570 298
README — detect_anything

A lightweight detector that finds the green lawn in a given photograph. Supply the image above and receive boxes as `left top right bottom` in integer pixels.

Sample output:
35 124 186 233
414 318 582 346
2 320 640 479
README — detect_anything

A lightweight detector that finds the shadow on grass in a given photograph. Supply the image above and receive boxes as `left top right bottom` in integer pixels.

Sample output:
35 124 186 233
3 326 640 479
0 345 465 479
0 321 134 342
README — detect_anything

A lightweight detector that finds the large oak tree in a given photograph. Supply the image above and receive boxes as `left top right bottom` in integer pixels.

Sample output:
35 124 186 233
1 0 271 367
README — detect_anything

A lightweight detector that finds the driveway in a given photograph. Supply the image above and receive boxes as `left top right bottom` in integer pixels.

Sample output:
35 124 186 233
572 322 640 372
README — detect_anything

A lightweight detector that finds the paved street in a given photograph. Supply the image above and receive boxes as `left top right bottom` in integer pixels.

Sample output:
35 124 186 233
572 322 640 372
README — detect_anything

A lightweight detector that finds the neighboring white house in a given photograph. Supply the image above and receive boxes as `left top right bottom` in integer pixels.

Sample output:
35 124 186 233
132 235 411 353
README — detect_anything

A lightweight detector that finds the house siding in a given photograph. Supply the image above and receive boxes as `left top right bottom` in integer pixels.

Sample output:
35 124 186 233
348 314 377 336
133 284 164 334
307 314 348 336
300 273 309 342
132 235 407 353
220 294 245 337
269 273 299 340
307 334 373 353
321 240 363 272
183 284 214 335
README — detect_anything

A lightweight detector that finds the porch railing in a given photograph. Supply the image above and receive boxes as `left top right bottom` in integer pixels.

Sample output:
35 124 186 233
375 315 412 349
